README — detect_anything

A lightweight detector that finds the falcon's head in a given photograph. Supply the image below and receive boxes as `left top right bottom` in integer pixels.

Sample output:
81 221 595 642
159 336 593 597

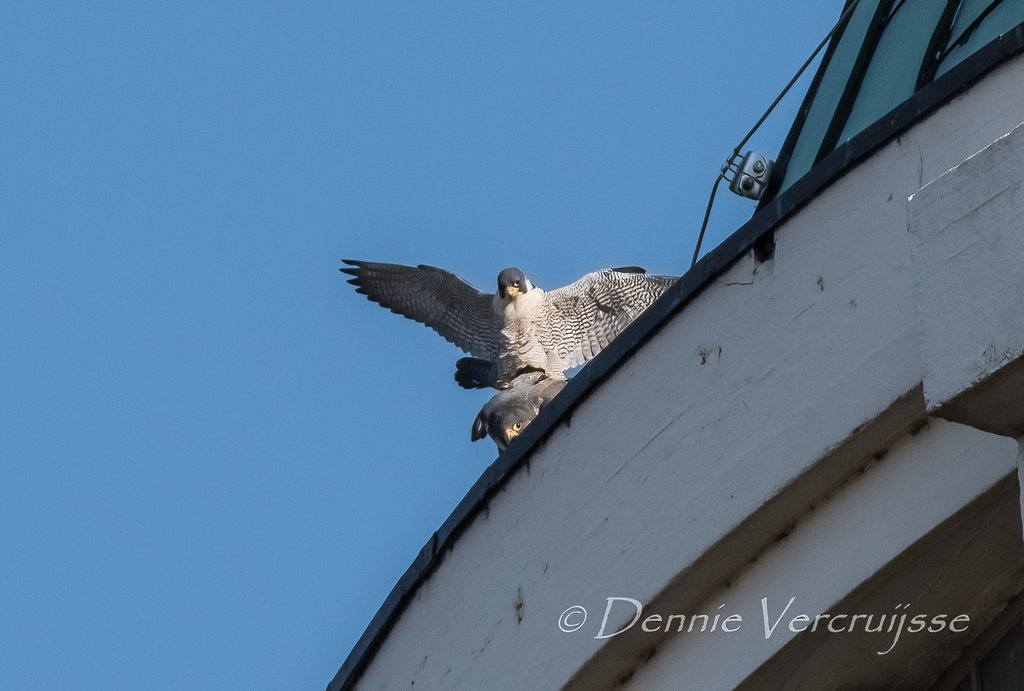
472 398 539 450
492 401 534 448
497 268 532 300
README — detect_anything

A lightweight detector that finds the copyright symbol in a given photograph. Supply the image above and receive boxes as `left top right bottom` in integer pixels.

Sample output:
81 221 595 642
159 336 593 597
558 605 587 633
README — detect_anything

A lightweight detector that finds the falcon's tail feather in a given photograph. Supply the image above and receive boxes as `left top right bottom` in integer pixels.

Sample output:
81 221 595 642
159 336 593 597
471 411 489 442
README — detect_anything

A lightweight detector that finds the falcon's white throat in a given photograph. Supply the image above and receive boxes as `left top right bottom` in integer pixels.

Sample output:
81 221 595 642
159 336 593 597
499 276 536 302
494 283 544 318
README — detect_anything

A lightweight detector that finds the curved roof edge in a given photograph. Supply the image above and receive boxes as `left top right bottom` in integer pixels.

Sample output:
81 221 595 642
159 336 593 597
327 25 1024 691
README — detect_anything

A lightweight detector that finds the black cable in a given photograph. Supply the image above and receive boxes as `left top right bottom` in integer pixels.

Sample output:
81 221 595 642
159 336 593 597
690 0 863 268
690 176 725 267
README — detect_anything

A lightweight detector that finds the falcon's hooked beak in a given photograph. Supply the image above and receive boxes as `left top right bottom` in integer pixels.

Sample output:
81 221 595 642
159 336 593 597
504 421 524 444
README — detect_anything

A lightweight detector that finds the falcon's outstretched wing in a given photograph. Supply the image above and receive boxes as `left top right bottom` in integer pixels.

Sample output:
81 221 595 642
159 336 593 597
540 268 676 369
341 260 500 359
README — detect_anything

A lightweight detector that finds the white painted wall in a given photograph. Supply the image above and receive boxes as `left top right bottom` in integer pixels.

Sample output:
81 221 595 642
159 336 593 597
625 420 1018 690
355 54 1024 691
910 119 1024 438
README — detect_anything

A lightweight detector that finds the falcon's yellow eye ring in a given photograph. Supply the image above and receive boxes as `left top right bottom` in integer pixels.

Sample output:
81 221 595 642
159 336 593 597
512 422 523 431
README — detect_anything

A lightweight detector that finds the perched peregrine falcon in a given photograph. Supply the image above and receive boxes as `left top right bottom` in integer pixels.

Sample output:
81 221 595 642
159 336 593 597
341 260 676 388
471 371 567 451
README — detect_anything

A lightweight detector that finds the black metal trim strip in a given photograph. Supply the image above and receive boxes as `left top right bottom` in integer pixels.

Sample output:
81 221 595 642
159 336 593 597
887 0 910 18
326 24 1024 691
945 0 1005 55
760 1 858 208
917 0 962 89
816 0 892 160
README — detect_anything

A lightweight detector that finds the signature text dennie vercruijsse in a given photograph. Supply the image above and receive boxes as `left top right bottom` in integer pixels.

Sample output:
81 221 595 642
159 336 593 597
556 596 970 655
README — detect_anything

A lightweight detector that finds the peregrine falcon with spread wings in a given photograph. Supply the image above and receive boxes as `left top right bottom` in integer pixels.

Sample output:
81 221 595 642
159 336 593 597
341 260 676 389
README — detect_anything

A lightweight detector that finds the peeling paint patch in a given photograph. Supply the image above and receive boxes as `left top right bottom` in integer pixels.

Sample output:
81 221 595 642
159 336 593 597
698 346 723 365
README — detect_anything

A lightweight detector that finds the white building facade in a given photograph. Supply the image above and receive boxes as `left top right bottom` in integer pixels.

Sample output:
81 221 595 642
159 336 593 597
331 3 1024 689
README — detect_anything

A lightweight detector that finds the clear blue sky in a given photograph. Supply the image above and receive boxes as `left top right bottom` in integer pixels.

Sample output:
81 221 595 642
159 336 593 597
2 2 841 688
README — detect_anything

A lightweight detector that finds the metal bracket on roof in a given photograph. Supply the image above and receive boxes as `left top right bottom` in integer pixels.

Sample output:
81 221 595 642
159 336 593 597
726 151 775 200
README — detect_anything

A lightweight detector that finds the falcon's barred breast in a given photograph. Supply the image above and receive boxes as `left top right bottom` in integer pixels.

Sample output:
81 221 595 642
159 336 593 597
341 260 677 388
